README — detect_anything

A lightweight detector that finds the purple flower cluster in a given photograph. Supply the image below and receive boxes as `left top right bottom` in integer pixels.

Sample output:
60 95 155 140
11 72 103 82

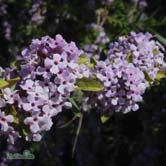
0 68 20 144
0 0 7 16
90 32 165 113
0 32 165 143
95 61 148 113
107 32 165 80
83 24 109 59
133 0 147 8
102 0 114 6
0 1 12 41
3 21 12 41
29 0 47 25
0 34 90 143
17 34 89 141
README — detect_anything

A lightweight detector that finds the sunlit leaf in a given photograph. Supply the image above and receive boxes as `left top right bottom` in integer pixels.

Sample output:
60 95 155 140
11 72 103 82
101 115 110 123
0 80 10 89
76 77 104 92
0 77 20 89
156 71 166 80
7 77 20 86
78 55 94 68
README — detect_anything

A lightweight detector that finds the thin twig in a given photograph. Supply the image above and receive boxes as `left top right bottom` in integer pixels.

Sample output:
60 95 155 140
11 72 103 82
57 115 78 129
72 113 83 158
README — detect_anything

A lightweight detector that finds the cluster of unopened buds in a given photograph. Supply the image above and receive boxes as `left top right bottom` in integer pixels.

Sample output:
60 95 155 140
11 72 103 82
0 32 165 144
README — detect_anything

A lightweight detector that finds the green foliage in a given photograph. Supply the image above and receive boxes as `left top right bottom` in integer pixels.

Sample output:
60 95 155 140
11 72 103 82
144 72 154 82
101 115 110 123
155 34 166 46
10 106 19 124
78 55 94 68
69 97 80 111
0 77 20 89
76 77 104 92
156 71 166 80
0 79 10 89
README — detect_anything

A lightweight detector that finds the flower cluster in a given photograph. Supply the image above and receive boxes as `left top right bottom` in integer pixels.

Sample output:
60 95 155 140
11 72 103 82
0 34 90 143
0 0 7 16
102 0 114 6
29 0 47 25
107 32 165 80
0 32 165 144
133 0 147 8
83 24 109 59
0 67 19 144
17 34 89 141
95 61 148 113
3 21 12 41
90 32 165 113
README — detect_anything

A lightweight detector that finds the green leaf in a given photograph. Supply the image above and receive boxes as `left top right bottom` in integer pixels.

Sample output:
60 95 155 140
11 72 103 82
7 77 20 86
0 77 20 89
152 49 160 55
78 55 94 68
126 52 133 63
76 113 81 118
0 80 10 89
22 128 28 136
155 34 166 46
10 60 21 69
72 89 83 103
91 57 97 66
10 106 19 124
100 115 110 124
69 97 80 111
156 71 166 80
144 72 153 82
76 77 104 92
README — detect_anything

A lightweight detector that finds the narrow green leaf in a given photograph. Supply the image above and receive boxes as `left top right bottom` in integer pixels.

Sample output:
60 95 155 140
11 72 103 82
69 97 80 111
126 52 133 63
155 34 166 46
144 72 153 82
7 77 20 87
91 57 97 66
22 128 28 136
0 80 9 89
76 77 104 92
10 106 19 124
0 77 20 89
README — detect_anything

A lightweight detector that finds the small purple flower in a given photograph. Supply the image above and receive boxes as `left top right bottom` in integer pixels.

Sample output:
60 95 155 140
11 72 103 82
2 88 15 104
0 111 14 132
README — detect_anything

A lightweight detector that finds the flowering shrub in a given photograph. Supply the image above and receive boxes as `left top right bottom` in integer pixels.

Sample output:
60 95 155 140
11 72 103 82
0 34 90 143
0 0 166 165
0 32 165 147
